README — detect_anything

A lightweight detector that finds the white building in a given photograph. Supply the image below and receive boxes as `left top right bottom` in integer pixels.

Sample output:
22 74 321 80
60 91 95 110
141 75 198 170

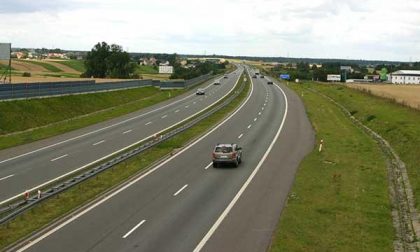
159 65 173 74
391 70 420 84
327 74 341 82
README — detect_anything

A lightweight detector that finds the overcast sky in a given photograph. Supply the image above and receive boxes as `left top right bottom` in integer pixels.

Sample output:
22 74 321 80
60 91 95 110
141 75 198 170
1 0 419 61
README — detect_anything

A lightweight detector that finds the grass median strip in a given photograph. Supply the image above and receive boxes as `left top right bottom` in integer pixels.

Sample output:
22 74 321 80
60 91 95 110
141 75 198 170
270 82 394 251
0 73 250 250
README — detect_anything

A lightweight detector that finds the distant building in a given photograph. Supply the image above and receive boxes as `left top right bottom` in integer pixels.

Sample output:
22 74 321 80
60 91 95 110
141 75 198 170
390 70 420 84
159 65 173 74
327 74 341 82
139 57 157 66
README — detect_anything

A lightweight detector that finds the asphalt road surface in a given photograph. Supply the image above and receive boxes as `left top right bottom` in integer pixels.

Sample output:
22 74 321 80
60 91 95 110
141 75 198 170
0 68 242 205
13 67 314 252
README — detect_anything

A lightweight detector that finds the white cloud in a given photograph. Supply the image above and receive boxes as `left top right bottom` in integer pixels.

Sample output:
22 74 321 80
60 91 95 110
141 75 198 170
0 0 419 61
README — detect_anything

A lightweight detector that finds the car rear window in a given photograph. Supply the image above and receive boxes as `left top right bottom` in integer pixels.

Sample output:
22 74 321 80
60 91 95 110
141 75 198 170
215 146 233 153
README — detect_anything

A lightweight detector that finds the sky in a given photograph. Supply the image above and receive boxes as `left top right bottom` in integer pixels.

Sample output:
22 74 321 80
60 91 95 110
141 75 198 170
0 0 419 61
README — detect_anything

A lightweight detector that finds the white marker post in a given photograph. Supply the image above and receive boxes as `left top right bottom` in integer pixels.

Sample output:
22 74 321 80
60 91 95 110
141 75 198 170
319 139 324 152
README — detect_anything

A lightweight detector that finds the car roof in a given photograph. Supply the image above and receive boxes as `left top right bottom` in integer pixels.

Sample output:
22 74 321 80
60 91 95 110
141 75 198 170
215 143 235 147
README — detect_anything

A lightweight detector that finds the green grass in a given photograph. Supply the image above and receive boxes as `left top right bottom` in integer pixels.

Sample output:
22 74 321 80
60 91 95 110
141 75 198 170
0 87 184 150
309 83 420 211
0 62 14 70
16 60 63 73
137 65 158 74
55 60 86 73
0 74 250 250
39 72 81 78
270 82 394 251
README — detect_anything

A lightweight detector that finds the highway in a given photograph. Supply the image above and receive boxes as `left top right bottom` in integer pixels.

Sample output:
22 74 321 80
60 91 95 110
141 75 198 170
0 67 242 205
13 67 314 252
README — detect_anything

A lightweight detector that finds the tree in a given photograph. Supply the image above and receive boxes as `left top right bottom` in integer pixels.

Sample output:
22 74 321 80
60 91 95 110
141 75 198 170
83 42 136 78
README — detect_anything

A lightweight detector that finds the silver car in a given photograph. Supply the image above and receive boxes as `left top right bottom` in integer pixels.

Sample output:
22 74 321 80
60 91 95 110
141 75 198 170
196 88 205 95
212 143 242 167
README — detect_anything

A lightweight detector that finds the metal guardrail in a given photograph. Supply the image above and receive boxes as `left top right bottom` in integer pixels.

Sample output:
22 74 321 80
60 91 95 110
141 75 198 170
0 73 246 225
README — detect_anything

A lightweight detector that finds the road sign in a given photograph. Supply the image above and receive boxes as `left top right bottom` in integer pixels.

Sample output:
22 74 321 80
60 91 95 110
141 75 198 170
0 43 11 60
280 74 290 80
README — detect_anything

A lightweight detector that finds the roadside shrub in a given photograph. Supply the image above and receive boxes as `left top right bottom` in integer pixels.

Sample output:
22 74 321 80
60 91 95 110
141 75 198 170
22 72 31 77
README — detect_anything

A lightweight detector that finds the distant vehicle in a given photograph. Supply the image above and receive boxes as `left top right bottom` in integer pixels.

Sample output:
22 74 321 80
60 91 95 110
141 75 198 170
224 75 228 79
267 81 273 85
196 88 205 95
213 81 221 85
252 75 257 78
212 143 242 168
255 72 260 75
260 75 265 78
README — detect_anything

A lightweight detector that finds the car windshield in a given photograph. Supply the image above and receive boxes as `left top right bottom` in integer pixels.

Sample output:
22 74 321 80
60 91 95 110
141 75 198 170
215 146 232 153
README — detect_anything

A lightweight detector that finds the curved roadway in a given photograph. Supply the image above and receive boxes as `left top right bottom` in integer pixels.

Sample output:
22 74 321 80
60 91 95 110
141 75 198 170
0 68 242 205
13 67 314 252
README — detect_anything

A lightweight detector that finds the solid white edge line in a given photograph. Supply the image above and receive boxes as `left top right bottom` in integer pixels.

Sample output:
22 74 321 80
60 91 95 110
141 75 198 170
173 184 188 196
0 71 242 207
0 174 15 181
92 140 105 146
204 162 213 170
15 68 251 251
0 80 220 165
122 130 132 134
122 220 146 239
193 69 288 252
238 134 243 139
50 154 69 162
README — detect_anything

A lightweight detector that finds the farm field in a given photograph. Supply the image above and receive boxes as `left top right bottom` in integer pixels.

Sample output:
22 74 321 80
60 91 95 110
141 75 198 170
348 84 420 110
0 59 170 82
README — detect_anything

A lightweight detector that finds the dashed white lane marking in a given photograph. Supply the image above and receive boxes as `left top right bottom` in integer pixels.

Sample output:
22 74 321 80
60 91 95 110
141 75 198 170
123 130 132 134
193 101 196 104
258 112 261 115
185 105 190 108
264 103 266 106
175 109 180 113
145 121 152 125
161 115 168 119
0 174 15 181
122 220 146 239
92 140 105 146
262 107 265 111
173 184 188 196
204 163 212 170
238 133 243 139
247 124 252 129
50 154 68 162
254 118 257 122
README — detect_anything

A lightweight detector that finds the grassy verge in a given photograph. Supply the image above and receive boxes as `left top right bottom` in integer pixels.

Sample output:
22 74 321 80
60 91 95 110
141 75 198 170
0 73 250 250
39 72 81 78
270 82 394 251
54 60 86 73
0 87 184 150
309 83 420 211
137 65 158 74
16 60 63 73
